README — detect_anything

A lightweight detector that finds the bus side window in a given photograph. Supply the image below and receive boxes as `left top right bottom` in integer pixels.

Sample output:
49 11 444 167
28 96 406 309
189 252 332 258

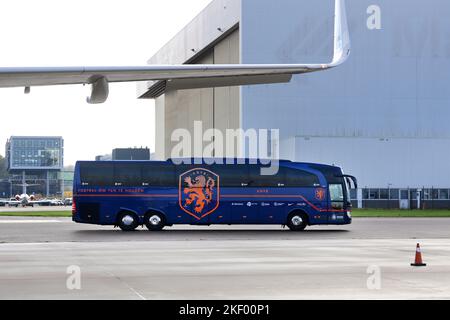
80 163 114 187
283 167 320 187
212 164 249 187
248 165 283 187
142 163 176 188
114 163 142 187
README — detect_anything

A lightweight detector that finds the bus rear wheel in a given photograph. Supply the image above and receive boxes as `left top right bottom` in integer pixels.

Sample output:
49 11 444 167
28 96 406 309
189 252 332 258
287 212 308 231
117 212 139 232
144 213 165 231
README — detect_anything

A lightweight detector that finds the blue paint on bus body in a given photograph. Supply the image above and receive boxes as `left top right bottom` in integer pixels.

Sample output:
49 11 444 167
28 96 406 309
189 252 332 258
72 159 355 229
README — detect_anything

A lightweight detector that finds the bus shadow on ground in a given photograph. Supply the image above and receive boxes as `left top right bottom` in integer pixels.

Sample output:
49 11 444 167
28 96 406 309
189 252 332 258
74 229 350 239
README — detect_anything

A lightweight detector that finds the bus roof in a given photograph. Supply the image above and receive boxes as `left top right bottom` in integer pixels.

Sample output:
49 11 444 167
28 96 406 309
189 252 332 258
75 159 342 170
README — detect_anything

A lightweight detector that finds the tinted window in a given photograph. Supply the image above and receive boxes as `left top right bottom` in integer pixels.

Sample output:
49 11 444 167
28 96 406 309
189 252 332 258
249 165 284 187
142 163 176 187
283 167 320 187
80 163 114 186
114 163 142 187
308 164 342 184
380 189 389 200
212 164 249 187
390 189 399 200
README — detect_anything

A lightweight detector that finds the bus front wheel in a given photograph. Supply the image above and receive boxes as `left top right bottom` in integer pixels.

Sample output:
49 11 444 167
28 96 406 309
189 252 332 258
117 212 139 232
144 213 165 231
287 212 308 231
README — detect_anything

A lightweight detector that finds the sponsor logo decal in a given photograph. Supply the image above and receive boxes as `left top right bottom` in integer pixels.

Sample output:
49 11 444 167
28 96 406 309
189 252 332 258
315 188 326 201
179 168 220 220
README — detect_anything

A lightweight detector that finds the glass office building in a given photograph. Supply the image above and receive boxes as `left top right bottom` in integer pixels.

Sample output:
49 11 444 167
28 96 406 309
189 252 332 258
6 137 63 170
5 136 64 197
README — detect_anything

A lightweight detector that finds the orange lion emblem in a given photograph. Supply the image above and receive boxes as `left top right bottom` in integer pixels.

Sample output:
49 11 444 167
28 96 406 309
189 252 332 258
179 168 220 220
315 188 326 201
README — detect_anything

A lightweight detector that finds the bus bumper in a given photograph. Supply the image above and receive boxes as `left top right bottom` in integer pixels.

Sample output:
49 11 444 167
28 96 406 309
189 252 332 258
329 211 352 225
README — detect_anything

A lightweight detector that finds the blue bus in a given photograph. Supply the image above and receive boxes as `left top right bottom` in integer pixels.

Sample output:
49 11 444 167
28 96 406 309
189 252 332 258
72 159 357 231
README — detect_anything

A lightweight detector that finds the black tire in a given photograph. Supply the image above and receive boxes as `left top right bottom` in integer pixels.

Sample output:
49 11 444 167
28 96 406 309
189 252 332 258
117 212 139 232
287 212 308 231
144 212 165 231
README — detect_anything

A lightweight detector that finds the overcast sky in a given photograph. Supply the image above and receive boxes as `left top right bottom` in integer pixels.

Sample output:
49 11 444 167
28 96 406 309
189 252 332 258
0 0 212 166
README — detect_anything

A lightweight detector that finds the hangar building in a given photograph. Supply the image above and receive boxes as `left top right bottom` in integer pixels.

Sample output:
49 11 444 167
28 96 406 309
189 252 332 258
137 0 450 209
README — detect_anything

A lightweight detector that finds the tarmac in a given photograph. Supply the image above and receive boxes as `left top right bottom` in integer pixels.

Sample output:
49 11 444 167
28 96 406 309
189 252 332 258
0 217 449 300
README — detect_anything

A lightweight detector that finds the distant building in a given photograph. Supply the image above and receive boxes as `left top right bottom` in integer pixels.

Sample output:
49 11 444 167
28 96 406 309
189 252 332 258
112 148 151 161
95 154 112 161
0 181 10 198
5 136 64 197
61 170 74 198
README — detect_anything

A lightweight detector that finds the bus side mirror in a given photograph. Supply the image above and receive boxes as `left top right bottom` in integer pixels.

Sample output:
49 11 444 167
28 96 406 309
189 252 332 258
346 176 358 189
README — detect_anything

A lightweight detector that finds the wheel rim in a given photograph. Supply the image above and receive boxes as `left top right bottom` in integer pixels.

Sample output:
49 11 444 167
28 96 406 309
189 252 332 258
121 215 135 226
291 215 303 226
149 215 162 226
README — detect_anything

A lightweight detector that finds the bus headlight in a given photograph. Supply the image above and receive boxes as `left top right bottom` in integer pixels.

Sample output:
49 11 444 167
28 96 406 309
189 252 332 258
347 211 352 219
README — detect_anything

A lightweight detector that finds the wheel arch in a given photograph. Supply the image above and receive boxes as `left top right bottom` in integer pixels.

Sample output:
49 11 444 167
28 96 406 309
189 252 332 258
287 209 310 226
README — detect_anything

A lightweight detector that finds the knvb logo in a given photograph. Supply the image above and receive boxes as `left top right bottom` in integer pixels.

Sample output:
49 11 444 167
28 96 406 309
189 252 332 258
179 168 220 220
315 188 326 201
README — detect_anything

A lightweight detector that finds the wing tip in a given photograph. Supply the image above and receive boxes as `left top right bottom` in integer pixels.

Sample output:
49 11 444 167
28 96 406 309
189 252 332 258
330 0 351 67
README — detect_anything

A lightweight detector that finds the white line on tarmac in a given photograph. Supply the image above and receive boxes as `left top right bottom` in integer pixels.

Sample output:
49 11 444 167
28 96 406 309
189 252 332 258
105 271 147 300
0 220 62 224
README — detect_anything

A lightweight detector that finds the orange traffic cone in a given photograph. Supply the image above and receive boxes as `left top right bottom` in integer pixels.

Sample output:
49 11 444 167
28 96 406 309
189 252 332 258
411 243 427 267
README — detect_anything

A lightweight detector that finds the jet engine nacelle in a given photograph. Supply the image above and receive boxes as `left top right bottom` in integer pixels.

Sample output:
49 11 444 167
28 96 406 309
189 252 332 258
87 76 109 104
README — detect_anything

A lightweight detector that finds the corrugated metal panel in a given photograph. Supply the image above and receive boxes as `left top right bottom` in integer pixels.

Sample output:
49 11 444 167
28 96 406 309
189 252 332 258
241 0 450 187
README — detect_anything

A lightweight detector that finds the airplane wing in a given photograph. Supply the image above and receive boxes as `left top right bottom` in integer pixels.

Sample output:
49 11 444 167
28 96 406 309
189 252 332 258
29 200 48 206
0 0 350 104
